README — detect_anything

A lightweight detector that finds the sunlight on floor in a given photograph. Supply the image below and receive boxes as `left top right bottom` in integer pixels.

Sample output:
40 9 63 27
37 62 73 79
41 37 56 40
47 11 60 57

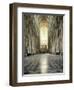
40 56 48 73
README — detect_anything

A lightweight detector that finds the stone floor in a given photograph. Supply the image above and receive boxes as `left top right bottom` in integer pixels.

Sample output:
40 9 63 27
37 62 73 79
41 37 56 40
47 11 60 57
23 53 63 74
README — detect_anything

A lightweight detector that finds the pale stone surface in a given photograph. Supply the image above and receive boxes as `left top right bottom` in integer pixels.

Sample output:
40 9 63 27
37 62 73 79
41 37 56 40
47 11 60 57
24 53 63 74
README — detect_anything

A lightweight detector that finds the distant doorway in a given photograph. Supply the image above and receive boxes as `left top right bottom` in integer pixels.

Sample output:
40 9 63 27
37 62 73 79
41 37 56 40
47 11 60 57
40 20 48 52
40 26 48 52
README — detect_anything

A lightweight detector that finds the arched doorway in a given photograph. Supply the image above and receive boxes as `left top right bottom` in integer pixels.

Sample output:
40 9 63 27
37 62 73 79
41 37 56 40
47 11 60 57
39 18 48 53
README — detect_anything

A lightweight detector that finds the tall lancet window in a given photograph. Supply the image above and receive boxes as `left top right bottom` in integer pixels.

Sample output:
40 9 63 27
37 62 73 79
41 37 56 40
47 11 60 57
40 19 48 49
